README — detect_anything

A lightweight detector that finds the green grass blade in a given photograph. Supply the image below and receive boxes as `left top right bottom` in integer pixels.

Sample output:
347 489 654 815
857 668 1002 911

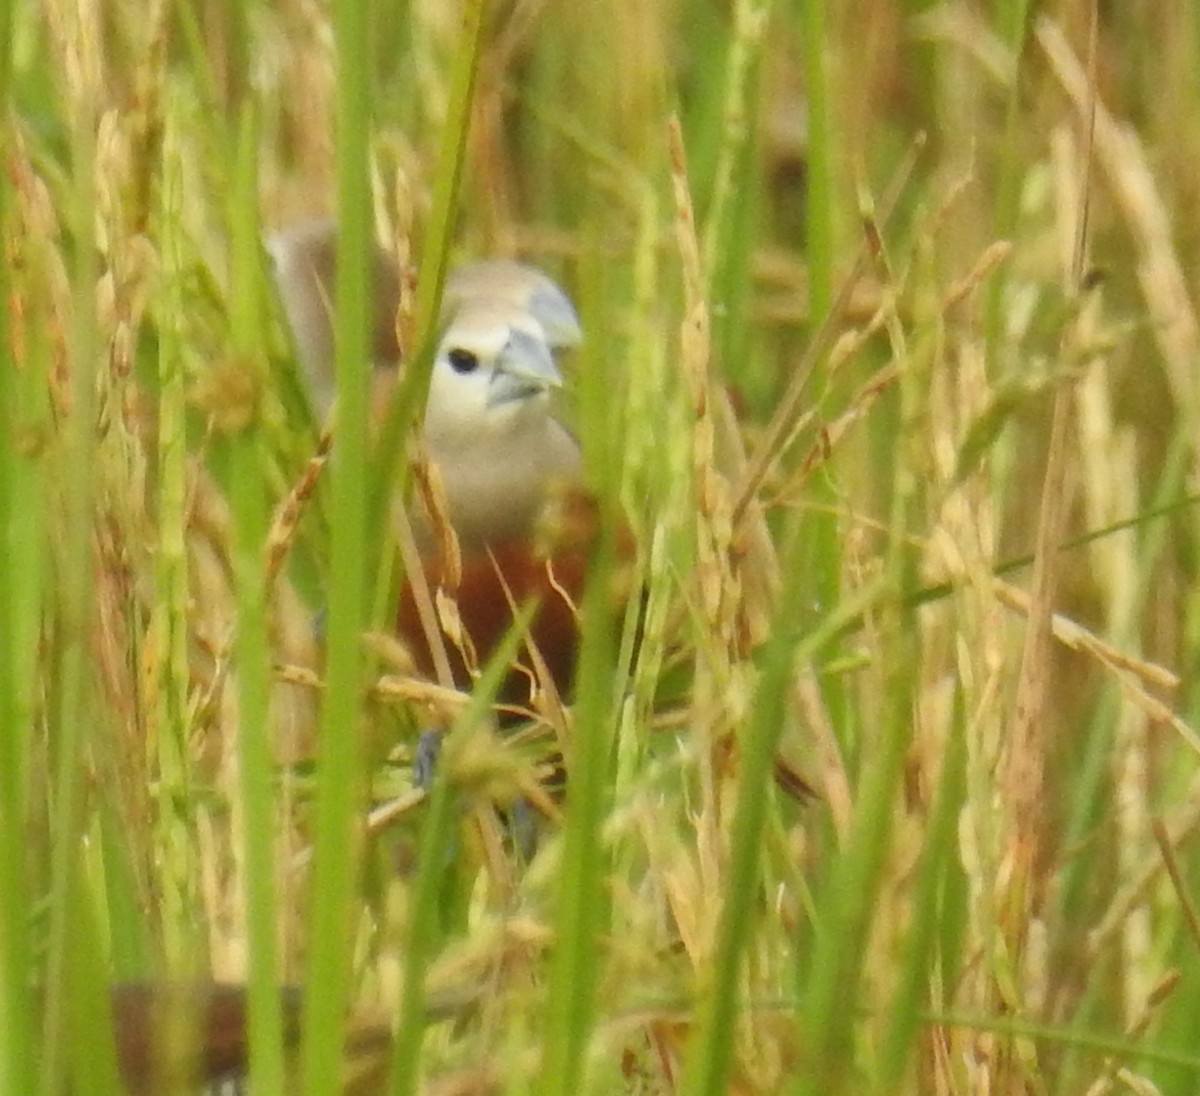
227 103 286 1096
300 0 374 1088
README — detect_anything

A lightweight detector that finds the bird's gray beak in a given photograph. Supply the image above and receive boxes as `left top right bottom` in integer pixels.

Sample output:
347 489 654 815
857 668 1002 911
487 328 563 408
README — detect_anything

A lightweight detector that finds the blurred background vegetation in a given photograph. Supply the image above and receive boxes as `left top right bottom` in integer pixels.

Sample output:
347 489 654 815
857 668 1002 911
3 0 1200 1092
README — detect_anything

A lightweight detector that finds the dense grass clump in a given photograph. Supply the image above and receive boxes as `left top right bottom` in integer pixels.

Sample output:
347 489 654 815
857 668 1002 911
4 1 1200 1093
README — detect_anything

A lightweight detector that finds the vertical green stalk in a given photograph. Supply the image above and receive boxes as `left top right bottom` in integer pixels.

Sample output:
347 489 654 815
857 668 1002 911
793 326 927 1096
702 0 771 294
227 105 285 1096
388 622 525 1096
301 0 372 1088
538 576 616 1095
798 0 833 326
384 10 488 1091
700 0 769 270
792 604 914 1094
793 0 850 759
874 686 967 1090
703 0 771 402
367 0 487 603
385 755 458 1096
537 283 618 1089
0 0 36 1089
983 0 1031 352
409 0 483 368
62 862 122 1096
42 39 119 1095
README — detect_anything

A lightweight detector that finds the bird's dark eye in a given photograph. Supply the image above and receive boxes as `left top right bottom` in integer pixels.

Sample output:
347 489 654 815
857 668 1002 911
447 347 479 374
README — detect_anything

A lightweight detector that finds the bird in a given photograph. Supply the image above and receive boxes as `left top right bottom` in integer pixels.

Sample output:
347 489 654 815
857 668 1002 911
267 220 597 708
269 223 816 804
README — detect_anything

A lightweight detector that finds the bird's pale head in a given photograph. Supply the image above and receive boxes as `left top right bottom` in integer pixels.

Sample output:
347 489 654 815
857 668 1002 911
424 301 564 453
